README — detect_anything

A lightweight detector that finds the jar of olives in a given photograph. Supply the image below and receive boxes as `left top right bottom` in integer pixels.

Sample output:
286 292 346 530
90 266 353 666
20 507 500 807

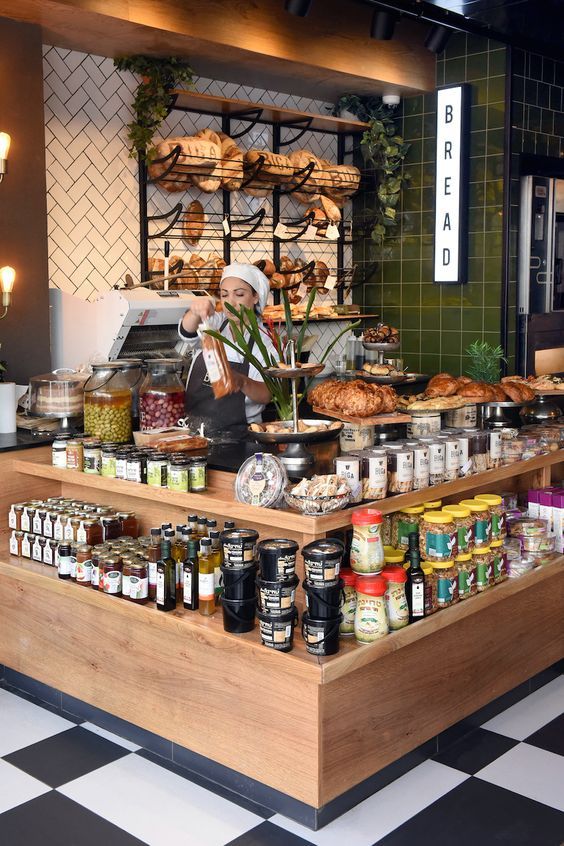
139 359 185 431
83 363 133 443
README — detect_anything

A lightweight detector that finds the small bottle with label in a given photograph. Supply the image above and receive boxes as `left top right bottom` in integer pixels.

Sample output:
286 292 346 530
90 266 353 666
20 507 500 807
188 514 198 534
405 532 425 623
147 528 161 601
183 539 200 611
209 529 223 605
57 543 72 580
197 516 208 539
206 518 218 536
223 520 235 532
156 533 176 612
172 524 187 599
198 538 216 616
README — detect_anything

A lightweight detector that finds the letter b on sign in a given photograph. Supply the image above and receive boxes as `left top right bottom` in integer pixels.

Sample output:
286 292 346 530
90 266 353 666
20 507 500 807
445 104 453 123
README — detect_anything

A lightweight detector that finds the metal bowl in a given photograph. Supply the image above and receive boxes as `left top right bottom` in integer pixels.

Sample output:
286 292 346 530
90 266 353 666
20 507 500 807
357 370 408 385
265 364 324 379
249 419 343 445
362 341 401 352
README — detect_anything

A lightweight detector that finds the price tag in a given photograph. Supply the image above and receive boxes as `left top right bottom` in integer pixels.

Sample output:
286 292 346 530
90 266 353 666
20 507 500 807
274 222 289 239
326 222 340 241
324 275 338 290
222 217 231 236
305 224 318 240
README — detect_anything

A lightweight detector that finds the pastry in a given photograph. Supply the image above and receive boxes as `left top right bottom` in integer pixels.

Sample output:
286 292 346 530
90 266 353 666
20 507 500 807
308 379 398 418
320 195 342 222
408 396 467 410
425 373 460 398
456 381 497 401
182 200 205 246
501 380 536 402
253 258 276 278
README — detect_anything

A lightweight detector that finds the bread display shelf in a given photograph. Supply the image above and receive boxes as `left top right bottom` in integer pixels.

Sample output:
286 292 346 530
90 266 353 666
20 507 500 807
312 406 411 426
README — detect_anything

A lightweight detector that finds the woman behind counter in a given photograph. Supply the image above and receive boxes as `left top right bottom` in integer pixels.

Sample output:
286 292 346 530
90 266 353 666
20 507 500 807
178 263 277 437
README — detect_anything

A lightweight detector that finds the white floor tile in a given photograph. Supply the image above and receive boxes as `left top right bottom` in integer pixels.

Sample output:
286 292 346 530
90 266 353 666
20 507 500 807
0 689 75 757
81 722 141 752
271 760 469 846
58 753 261 846
0 758 51 813
476 743 564 813
482 676 564 741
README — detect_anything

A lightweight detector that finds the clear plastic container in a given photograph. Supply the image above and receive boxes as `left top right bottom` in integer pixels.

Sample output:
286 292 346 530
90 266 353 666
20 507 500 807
139 359 185 431
29 369 87 417
83 363 133 443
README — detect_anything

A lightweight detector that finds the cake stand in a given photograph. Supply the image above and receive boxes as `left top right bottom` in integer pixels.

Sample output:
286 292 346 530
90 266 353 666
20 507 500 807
362 340 401 365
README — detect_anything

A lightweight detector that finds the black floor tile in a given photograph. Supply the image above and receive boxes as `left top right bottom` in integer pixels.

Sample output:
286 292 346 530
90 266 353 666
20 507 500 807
136 749 274 820
525 713 564 757
433 727 519 775
0 791 147 846
374 777 564 846
3 726 130 788
225 820 316 846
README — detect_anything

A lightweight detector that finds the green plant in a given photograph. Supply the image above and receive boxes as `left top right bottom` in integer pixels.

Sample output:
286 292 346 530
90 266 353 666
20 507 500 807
334 95 410 249
114 56 194 162
464 340 507 383
204 289 358 420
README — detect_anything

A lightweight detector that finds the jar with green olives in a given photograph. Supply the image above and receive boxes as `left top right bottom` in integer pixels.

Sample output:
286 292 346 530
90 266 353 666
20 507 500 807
83 363 133 443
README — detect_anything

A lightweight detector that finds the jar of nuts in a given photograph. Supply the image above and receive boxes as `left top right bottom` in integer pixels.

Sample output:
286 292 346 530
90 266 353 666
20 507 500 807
419 511 458 561
84 363 133 443
442 504 474 553
392 506 425 550
139 359 185 431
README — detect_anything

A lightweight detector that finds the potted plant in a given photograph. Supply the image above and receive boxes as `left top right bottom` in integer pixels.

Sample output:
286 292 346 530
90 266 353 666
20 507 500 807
204 288 358 421
334 94 411 249
114 55 194 162
464 340 507 383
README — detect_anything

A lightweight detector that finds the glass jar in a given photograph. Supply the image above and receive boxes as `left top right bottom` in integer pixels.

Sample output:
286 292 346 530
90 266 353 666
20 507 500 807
8 503 25 531
103 557 123 596
381 567 409 630
83 439 102 475
459 500 492 548
118 512 139 538
115 447 131 480
101 444 118 478
350 508 384 574
76 518 103 546
188 458 207 492
339 569 356 635
419 511 458 561
147 452 169 488
433 560 459 608
392 506 425 550
470 431 488 474
422 562 436 615
101 515 121 541
126 453 147 484
76 545 93 586
66 439 84 471
118 359 143 428
490 539 507 583
127 562 149 603
443 504 474 553
354 575 388 643
473 547 492 591
83 362 133 443
474 493 506 539
52 435 70 468
455 552 476 599
139 359 185 431
168 458 190 492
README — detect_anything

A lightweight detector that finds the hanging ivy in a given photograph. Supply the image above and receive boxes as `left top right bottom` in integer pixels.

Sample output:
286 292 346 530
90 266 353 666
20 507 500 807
114 55 194 162
334 95 411 249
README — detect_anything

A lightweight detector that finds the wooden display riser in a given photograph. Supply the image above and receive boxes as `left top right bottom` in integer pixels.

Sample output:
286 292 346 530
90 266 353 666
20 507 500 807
0 447 563 819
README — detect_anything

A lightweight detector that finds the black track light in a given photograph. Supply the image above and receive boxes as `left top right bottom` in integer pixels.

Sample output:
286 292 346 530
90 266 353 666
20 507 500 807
284 0 312 16
425 24 452 54
370 6 397 41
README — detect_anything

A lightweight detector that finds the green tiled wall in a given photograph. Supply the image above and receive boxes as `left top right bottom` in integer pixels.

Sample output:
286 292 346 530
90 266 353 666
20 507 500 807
359 33 507 377
507 49 564 372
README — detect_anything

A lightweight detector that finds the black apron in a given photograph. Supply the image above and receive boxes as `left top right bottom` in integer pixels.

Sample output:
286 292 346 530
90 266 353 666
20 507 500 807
185 320 256 440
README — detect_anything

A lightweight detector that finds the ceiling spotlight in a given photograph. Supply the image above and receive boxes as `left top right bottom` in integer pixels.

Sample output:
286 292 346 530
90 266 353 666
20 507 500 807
425 24 452 54
284 0 312 16
370 6 397 40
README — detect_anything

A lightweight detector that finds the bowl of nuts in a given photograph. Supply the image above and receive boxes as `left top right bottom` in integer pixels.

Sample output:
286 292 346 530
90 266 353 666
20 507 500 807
283 474 352 515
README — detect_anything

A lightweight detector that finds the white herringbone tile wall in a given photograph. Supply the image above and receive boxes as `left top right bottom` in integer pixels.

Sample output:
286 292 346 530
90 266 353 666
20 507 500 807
43 46 335 300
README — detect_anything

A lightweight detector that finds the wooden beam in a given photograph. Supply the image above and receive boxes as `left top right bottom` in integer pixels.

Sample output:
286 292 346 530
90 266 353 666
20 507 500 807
0 0 435 100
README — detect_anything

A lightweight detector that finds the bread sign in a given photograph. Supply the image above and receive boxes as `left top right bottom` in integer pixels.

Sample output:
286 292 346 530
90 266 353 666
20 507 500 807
434 84 470 285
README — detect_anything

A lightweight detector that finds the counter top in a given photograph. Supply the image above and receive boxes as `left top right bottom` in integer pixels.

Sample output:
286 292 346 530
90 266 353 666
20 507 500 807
0 430 55 453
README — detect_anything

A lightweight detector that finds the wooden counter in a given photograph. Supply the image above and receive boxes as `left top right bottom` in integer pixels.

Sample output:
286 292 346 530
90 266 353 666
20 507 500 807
1 447 563 817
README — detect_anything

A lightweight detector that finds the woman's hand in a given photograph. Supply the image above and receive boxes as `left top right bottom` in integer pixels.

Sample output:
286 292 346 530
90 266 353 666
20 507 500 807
181 296 215 334
229 367 272 405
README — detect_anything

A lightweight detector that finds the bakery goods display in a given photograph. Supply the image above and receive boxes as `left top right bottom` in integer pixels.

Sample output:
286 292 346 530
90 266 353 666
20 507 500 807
363 324 400 345
29 371 88 417
182 200 205 246
419 373 538 405
284 474 351 515
250 420 341 434
308 379 398 417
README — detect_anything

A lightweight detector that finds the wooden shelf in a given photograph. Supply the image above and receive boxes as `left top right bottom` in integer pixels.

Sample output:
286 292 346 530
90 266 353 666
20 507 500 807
171 90 369 134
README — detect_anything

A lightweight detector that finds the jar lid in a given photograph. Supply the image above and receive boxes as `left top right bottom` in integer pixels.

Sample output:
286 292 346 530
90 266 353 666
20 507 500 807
423 500 442 509
455 552 472 562
401 506 425 515
490 539 503 548
381 566 407 583
432 560 454 569
421 563 434 575
383 545 397 555
355 575 386 596
423 511 453 524
352 508 383 526
475 494 502 506
340 568 357 586
443 505 471 518
77 544 92 553
384 551 405 565
472 546 491 554
459 499 489 512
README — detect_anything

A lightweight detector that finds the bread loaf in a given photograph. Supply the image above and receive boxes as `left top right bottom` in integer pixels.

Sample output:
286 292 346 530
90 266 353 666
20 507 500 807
320 195 342 221
182 200 205 246
244 150 292 183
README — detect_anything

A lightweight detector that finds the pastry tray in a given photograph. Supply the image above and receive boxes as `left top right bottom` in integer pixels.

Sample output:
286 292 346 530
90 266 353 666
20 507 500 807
357 370 408 385
362 341 400 352
312 406 410 426
249 419 343 444
265 363 324 379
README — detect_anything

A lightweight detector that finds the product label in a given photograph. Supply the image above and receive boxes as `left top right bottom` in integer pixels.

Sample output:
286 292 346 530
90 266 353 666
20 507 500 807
126 462 142 483
21 535 32 558
335 463 361 500
410 582 425 616
491 513 504 539
76 559 92 583
115 457 127 480
33 514 43 535
77 523 87 544
156 571 165 604
8 507 17 530
84 453 101 474
397 453 414 482
43 517 53 539
69 555 77 579
189 465 206 491
58 554 71 576
489 431 502 460
538 504 553 533
385 583 409 630
202 349 221 384
168 467 188 491
493 553 503 582
445 442 459 472
91 563 100 587
129 575 148 600
368 456 388 491
398 518 419 548
147 463 167 487
350 525 383 572
426 530 457 558
354 596 387 642
436 576 458 606
528 499 540 518
101 455 116 478
54 518 64 541
148 560 157 587
183 570 192 603
21 510 31 533
122 574 131 597
9 532 19 555
457 526 473 552
429 445 445 475
52 449 67 468
43 544 53 566
274 554 296 579
474 518 491 544
64 520 74 541
214 566 222 598
104 570 121 594
413 448 429 477
458 568 469 597
199 572 215 602
32 539 43 562
476 561 491 589
339 586 357 633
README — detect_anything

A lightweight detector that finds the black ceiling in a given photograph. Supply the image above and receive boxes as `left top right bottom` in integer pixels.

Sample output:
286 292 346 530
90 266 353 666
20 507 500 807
362 0 564 60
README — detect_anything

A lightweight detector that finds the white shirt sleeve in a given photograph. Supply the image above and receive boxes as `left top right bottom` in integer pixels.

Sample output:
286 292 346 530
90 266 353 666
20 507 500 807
177 311 223 349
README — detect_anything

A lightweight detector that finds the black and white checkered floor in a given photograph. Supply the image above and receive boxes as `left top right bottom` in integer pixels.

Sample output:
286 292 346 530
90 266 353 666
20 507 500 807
0 675 563 846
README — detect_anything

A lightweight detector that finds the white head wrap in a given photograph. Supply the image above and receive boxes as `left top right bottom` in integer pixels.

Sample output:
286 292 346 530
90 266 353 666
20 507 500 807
220 263 270 314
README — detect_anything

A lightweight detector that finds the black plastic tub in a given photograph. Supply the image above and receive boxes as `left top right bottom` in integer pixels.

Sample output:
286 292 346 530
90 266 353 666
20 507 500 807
220 528 259 568
302 578 344 620
221 596 256 634
302 538 344 585
221 563 257 601
302 612 342 656
257 574 299 616
257 538 299 581
257 608 297 652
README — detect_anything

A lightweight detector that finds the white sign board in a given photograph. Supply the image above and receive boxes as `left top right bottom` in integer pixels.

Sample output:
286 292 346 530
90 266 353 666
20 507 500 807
434 84 469 284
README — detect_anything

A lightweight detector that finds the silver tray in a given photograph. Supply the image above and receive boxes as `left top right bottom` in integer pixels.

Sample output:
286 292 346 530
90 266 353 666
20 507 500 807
362 341 400 352
249 418 343 445
265 364 324 379
481 400 527 408
357 370 408 385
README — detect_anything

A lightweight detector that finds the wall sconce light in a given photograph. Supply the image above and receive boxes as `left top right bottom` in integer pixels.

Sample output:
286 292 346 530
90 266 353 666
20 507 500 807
0 266 15 317
0 133 10 183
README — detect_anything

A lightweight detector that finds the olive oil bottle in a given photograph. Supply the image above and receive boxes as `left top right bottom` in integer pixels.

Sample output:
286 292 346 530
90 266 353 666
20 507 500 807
183 538 199 611
188 514 198 534
147 527 161 601
209 529 223 605
198 537 216 616
197 515 208 539
156 532 176 612
406 532 425 623
172 525 187 599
